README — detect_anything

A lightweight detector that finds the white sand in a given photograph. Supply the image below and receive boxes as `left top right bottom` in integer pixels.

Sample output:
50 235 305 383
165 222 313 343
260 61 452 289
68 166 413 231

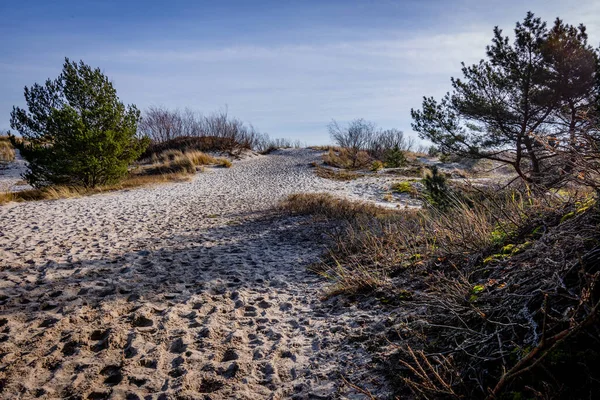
0 149 31 192
0 149 404 399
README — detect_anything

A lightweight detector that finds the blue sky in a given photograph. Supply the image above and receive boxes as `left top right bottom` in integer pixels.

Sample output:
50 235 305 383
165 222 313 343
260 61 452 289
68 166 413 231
1 0 599 145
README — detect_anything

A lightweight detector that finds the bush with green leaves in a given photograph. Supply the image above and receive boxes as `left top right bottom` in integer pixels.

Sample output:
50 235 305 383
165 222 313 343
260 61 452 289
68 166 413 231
9 58 148 188
422 166 452 210
384 145 407 168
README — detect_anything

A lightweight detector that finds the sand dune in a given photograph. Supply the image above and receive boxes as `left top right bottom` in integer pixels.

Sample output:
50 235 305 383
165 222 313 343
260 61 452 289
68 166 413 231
0 149 399 399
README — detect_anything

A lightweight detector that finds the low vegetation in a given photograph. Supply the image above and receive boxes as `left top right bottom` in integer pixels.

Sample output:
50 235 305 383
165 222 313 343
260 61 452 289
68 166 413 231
1 147 230 205
0 171 190 205
282 192 394 220
313 165 361 181
390 180 417 196
284 184 599 398
0 136 15 163
144 149 231 174
324 120 416 171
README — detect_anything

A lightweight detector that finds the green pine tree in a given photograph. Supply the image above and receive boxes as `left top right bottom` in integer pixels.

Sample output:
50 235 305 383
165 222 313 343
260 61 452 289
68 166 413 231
384 145 407 168
422 166 452 210
411 13 598 187
9 58 148 188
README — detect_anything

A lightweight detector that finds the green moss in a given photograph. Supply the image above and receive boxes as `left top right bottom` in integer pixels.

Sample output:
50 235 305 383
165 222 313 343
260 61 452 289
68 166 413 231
515 241 532 253
530 226 542 236
502 244 516 254
560 211 576 223
472 284 485 294
391 181 416 195
483 254 504 264
576 197 596 214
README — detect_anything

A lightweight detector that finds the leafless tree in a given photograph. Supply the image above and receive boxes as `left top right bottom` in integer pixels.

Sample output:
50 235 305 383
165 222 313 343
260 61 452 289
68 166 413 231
139 106 185 142
368 128 415 159
328 119 376 168
328 118 375 152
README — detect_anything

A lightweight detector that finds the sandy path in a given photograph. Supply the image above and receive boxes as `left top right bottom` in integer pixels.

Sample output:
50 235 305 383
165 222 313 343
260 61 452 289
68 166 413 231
0 150 393 399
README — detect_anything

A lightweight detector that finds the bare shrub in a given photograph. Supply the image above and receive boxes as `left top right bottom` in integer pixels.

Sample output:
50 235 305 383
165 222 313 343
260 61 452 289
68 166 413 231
139 106 186 143
368 129 413 160
328 119 375 168
322 148 371 170
326 120 419 170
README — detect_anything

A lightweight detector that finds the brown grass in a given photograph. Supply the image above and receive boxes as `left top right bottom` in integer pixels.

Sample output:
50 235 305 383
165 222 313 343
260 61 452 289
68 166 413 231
0 147 230 205
322 148 371 169
144 149 231 174
283 186 600 398
0 172 191 205
314 165 361 181
0 137 15 163
308 145 341 152
281 192 395 220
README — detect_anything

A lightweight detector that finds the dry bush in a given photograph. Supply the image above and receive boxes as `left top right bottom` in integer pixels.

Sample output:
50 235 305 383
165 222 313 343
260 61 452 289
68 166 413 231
322 148 371 169
0 138 15 163
311 256 391 297
143 149 230 175
286 185 599 398
216 158 232 168
281 193 393 220
255 135 303 153
308 145 340 152
184 150 218 166
314 165 360 181
139 107 299 154
139 107 262 151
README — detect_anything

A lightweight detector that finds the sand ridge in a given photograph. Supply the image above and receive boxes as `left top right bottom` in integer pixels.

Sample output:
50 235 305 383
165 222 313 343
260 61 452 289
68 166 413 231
0 149 396 399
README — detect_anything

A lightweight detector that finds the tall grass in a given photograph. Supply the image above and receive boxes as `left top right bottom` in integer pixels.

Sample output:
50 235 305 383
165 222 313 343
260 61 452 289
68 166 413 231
144 149 231 174
0 137 15 163
282 186 598 398
0 172 192 205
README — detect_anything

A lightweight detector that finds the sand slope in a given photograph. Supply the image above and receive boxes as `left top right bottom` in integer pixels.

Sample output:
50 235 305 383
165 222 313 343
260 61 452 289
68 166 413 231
0 150 394 399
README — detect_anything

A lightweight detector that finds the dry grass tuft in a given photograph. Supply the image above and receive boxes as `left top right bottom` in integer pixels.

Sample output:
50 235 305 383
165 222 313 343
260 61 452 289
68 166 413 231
311 257 390 297
308 145 341 152
216 158 232 168
322 148 371 170
284 185 600 398
1 172 191 205
0 137 15 163
282 192 394 220
314 165 361 181
144 149 231 174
